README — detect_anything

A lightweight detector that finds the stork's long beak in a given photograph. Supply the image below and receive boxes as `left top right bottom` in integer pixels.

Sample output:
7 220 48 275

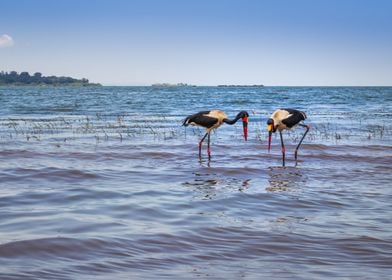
267 124 273 152
242 116 248 141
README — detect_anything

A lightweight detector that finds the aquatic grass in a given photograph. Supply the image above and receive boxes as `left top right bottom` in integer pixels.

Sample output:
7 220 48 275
247 114 391 145
366 124 387 140
0 114 390 145
0 114 184 144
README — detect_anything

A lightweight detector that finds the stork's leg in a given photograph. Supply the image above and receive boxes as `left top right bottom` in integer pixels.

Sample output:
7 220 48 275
199 132 208 158
207 133 211 159
294 124 310 161
279 130 285 167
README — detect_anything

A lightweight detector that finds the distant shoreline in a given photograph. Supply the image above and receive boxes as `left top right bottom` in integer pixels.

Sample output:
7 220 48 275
151 83 264 88
2 84 391 88
0 83 102 87
217 84 264 87
0 71 101 87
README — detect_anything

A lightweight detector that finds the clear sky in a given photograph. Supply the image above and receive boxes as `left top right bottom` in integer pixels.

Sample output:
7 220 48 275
1 0 391 86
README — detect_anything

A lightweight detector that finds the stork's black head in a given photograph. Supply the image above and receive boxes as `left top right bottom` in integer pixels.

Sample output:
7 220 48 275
267 118 275 152
237 111 249 118
267 118 276 133
238 111 249 141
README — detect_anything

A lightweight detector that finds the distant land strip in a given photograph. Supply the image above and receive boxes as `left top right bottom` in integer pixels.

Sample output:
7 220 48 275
217 84 264 87
151 83 264 87
0 71 101 86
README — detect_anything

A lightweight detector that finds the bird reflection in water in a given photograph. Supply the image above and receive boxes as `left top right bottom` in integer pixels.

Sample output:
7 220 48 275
183 172 252 199
266 166 307 192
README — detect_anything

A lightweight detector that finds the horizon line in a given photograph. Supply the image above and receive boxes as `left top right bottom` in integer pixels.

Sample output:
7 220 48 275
101 84 392 87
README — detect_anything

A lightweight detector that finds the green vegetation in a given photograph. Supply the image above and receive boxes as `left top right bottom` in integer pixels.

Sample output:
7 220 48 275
0 71 101 86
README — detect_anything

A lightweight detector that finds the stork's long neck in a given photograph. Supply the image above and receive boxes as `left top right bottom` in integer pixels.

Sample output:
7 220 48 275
223 115 241 125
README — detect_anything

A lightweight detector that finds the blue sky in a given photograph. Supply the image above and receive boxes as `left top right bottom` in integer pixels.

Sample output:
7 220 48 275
1 0 391 85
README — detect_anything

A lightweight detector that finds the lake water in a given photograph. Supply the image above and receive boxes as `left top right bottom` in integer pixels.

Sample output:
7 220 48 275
0 86 391 279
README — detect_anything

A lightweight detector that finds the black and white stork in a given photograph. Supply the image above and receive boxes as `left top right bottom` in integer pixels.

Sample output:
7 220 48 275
267 108 310 166
183 110 249 159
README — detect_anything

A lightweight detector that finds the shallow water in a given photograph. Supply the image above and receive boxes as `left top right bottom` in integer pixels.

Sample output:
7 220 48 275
0 86 391 279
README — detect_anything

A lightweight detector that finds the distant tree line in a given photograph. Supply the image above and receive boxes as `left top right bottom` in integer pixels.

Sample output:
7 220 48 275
0 71 99 86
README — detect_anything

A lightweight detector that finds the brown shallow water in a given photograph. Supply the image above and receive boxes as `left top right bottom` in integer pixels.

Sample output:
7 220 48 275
0 86 391 279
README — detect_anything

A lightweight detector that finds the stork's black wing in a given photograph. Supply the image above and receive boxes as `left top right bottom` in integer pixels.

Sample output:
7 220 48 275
183 111 218 128
281 109 307 128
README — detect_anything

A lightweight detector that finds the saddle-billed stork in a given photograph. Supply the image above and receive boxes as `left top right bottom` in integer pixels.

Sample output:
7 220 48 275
183 110 249 159
267 108 310 166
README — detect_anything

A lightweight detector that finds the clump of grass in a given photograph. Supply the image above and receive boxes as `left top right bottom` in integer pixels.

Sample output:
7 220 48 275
1 113 390 146
366 124 387 140
1 113 184 144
